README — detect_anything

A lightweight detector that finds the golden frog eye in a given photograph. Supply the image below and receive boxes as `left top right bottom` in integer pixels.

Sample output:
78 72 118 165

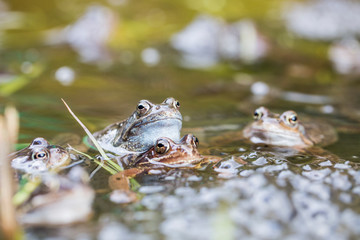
32 150 48 160
155 139 170 154
281 111 298 127
136 101 150 116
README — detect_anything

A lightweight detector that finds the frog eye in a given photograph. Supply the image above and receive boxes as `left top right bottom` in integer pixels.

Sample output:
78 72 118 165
193 136 199 147
281 111 298 127
136 101 150 116
253 106 270 120
31 137 49 147
253 108 264 120
174 100 180 109
32 150 48 161
155 139 170 154
163 97 180 109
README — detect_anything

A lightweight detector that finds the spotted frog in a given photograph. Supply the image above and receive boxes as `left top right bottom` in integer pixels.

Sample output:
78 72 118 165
93 97 182 155
10 137 70 173
243 106 338 148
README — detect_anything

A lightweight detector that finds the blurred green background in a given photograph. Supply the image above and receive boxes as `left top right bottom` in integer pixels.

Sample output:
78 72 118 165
0 0 359 159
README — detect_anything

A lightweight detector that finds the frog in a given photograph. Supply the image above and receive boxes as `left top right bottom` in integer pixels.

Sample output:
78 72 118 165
109 134 219 192
19 166 95 226
243 106 338 148
92 97 182 155
10 137 70 174
111 134 204 177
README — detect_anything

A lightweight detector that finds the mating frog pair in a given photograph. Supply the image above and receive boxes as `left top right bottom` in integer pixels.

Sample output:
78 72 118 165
10 98 201 174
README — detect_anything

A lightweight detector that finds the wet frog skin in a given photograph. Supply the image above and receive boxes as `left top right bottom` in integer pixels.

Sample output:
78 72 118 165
93 97 182 154
243 106 338 148
10 137 70 173
20 166 94 226
133 133 204 168
110 134 211 187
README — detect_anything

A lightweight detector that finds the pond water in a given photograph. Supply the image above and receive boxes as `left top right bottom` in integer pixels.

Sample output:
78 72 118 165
1 0 360 239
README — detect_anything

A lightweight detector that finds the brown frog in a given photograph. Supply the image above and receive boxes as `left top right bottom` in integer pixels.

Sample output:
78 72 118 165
93 97 182 155
19 166 94 226
112 134 205 177
243 106 338 148
109 134 218 192
10 137 70 174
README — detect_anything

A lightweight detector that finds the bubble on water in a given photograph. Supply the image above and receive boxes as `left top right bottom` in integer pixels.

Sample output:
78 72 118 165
291 192 339 238
321 105 335 114
247 152 258 159
214 157 242 178
277 170 294 186
352 186 360 195
164 175 176 181
55 66 75 86
251 81 270 96
334 163 351 169
98 222 129 240
257 163 288 173
141 48 161 67
349 170 360 184
109 190 135 204
98 221 149 240
302 168 332 181
238 147 247 152
175 187 196 197
302 165 311 171
339 193 352 204
239 169 254 177
139 185 165 194
141 194 163 210
319 160 333 167
187 175 202 181
148 169 162 175
341 209 360 235
306 183 331 201
249 220 283 239
252 157 268 166
183 115 191 122
325 172 352 191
